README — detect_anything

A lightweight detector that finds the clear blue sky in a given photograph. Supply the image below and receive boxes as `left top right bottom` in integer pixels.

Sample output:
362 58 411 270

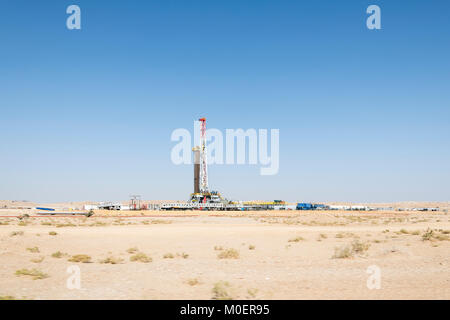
1 1 449 203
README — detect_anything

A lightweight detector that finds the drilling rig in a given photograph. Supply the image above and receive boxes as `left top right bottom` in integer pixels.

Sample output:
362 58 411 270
190 118 224 204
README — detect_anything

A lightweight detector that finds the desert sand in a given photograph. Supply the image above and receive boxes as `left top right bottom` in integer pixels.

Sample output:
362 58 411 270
0 209 449 300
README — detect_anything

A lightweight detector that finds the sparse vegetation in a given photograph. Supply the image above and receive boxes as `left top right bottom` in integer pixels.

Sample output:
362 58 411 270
351 240 371 254
10 231 24 237
48 231 57 236
212 281 233 300
27 247 40 253
333 245 353 259
422 228 434 241
68 254 92 263
248 245 255 250
187 278 200 286
15 268 48 280
56 223 76 228
31 256 45 263
288 236 305 242
217 248 239 259
333 240 370 259
0 296 15 300
247 288 258 298
163 253 175 259
51 251 66 258
151 219 172 224
127 247 139 254
99 256 124 264
214 246 223 251
177 252 189 259
130 253 152 263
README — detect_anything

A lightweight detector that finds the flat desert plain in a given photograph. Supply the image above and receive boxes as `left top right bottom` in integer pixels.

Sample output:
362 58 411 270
0 210 449 300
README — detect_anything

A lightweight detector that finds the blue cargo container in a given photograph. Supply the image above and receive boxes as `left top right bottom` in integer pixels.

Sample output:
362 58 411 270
296 203 313 210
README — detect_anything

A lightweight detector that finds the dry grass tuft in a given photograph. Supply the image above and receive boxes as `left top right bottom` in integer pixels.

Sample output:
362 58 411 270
68 254 92 263
186 278 200 286
177 252 189 259
48 231 58 236
31 256 45 263
127 247 139 254
212 281 233 300
248 245 255 250
99 256 124 264
10 231 24 237
217 248 239 259
333 245 353 259
51 251 67 258
163 253 175 259
288 236 305 242
214 246 223 251
15 268 48 280
27 247 40 253
333 240 371 259
151 219 172 224
130 253 152 263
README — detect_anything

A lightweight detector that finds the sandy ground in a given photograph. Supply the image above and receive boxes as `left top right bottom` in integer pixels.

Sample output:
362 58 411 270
0 210 449 300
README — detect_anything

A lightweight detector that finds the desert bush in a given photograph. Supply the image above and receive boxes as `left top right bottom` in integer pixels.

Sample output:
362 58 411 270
130 253 152 263
68 254 92 263
99 256 124 264
212 281 233 300
10 231 24 237
163 253 175 259
177 252 189 259
248 245 255 250
15 268 48 280
288 236 305 242
186 278 200 286
127 247 139 254
151 220 172 224
333 240 370 258
333 245 353 259
31 256 45 263
351 240 370 254
51 251 66 258
422 228 434 241
56 223 76 228
217 249 239 259
48 231 57 236
27 247 40 253
214 246 223 251
247 288 258 298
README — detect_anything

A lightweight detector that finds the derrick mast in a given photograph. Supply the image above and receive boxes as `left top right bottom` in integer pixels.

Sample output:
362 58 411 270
199 118 209 193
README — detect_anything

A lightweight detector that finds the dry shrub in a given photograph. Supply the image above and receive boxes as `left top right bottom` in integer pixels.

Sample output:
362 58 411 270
186 278 200 286
27 247 40 253
31 256 45 263
68 254 92 263
130 253 152 263
288 236 305 243
212 281 233 300
15 269 48 280
100 256 124 264
217 249 239 259
51 251 67 258
127 247 139 254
